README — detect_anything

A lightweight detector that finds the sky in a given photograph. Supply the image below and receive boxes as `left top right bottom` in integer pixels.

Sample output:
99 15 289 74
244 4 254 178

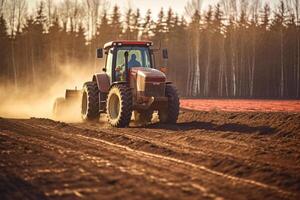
27 0 277 18
109 0 219 16
27 0 218 15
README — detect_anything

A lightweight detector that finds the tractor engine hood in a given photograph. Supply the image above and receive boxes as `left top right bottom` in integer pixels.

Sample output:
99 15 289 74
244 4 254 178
131 67 166 82
131 67 166 97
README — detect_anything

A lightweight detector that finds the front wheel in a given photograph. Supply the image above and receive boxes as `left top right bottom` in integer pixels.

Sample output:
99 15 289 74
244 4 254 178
158 84 180 124
106 84 132 128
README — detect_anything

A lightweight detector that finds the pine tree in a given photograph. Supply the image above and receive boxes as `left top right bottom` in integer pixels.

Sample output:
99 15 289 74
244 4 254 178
141 9 153 40
110 6 122 40
91 12 111 70
75 23 86 62
271 0 287 97
152 8 166 69
237 7 249 97
213 4 226 97
132 9 140 40
176 16 189 94
47 16 61 75
256 4 272 97
165 9 176 82
95 12 111 47
286 11 298 97
165 8 175 33
22 17 36 84
261 4 271 30
152 8 166 44
34 1 47 81
35 1 47 34
187 9 201 96
123 8 133 40
203 7 213 96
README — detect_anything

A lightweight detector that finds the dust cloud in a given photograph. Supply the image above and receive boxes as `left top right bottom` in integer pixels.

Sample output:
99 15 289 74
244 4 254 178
0 64 96 122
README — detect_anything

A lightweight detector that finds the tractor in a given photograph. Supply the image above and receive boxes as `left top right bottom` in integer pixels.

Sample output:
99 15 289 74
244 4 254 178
53 40 180 127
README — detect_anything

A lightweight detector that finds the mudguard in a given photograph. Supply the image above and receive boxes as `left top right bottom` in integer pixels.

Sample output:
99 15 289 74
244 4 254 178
93 73 110 93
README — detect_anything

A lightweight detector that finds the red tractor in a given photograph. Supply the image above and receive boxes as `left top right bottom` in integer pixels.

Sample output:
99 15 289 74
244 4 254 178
53 40 180 127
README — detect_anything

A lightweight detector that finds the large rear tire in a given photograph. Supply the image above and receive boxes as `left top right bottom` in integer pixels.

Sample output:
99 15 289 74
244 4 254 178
81 82 100 121
106 84 132 128
158 84 180 124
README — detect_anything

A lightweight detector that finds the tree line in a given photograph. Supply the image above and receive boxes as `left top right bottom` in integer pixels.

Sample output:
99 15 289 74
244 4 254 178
0 0 299 99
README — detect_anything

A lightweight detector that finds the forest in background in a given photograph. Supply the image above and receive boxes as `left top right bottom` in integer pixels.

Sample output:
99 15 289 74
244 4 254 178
0 0 300 98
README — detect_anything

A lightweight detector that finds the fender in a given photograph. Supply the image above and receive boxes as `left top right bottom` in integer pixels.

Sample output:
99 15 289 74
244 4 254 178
110 81 129 89
92 73 110 93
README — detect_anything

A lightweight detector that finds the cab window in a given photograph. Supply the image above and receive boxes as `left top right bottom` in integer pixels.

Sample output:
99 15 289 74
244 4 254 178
115 47 151 69
105 48 113 78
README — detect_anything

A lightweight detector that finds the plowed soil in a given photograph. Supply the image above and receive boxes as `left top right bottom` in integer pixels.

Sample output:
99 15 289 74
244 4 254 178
1 110 300 200
180 99 300 112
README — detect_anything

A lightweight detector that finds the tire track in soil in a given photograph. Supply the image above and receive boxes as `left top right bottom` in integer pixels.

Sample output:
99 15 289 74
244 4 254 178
0 131 217 200
141 128 300 172
76 122 300 173
65 127 300 197
4 118 297 200
0 121 222 200
51 120 300 194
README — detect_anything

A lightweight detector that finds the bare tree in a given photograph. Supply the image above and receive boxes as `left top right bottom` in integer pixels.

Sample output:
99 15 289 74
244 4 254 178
249 0 261 97
221 0 238 96
6 0 16 36
45 0 55 28
0 0 6 15
203 6 212 97
185 0 203 96
59 0 72 30
286 0 300 96
4 0 27 89
5 0 17 89
16 0 26 33
273 1 287 97
84 0 107 39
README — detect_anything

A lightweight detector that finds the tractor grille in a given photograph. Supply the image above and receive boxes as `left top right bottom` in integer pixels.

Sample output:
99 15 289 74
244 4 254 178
144 82 165 97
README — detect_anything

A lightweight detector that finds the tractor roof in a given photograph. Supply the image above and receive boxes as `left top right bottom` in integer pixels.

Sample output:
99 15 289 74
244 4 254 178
104 40 153 50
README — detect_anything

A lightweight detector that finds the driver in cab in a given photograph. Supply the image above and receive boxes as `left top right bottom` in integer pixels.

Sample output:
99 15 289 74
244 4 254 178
128 54 141 68
116 53 141 81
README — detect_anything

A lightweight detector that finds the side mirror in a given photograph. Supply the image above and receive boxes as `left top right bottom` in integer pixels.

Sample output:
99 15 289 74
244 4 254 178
162 49 168 59
97 48 103 58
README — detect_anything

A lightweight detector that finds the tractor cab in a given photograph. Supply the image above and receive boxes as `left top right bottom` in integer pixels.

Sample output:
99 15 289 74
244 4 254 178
97 41 159 83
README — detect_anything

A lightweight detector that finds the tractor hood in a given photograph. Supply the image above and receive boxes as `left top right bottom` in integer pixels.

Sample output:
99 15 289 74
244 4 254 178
131 67 166 82
131 67 166 97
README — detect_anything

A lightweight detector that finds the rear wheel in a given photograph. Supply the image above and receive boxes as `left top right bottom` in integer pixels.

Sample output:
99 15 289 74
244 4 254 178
81 82 100 121
107 84 132 127
158 84 180 124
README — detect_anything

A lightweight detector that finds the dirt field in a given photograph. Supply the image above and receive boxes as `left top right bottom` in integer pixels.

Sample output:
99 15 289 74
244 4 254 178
1 109 300 200
180 99 300 112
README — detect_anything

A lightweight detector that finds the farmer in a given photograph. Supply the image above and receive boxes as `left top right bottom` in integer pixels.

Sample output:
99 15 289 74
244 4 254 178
128 54 141 68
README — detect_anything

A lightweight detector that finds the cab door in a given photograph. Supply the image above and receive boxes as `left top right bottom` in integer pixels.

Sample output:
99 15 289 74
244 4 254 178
105 48 113 83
